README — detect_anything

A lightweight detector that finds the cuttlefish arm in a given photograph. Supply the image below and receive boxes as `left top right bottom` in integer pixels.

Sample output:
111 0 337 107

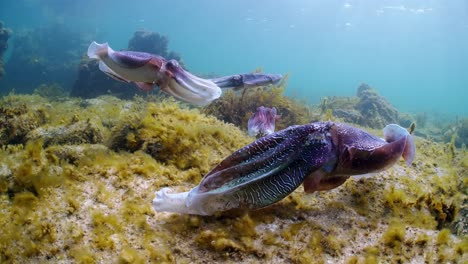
302 123 415 193
211 73 283 90
87 41 221 105
160 60 222 106
153 123 336 215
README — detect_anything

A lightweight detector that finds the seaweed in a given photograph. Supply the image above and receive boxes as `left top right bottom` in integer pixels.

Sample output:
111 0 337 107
0 94 466 263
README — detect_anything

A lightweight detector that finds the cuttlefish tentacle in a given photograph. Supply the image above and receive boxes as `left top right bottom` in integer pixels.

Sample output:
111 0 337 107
153 123 335 215
160 60 221 105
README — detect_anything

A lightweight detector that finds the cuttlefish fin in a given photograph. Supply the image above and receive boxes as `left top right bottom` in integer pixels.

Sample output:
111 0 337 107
98 61 130 83
383 124 415 166
134 82 155 92
87 41 108 59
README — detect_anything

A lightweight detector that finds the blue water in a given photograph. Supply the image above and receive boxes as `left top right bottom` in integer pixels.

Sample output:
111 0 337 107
1 0 467 116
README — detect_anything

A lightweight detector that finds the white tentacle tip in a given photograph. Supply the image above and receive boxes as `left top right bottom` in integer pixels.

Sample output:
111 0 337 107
152 187 191 214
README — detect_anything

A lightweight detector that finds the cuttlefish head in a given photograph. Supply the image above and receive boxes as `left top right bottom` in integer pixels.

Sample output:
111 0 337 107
247 106 278 137
332 123 415 176
160 60 222 106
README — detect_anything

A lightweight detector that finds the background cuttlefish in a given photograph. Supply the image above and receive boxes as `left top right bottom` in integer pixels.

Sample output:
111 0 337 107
153 122 415 215
87 42 283 105
247 106 280 138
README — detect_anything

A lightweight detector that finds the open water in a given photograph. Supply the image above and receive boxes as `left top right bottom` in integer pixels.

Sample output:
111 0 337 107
0 0 467 116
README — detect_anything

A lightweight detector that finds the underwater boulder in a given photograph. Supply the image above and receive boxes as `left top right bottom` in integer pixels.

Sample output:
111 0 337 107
355 83 399 128
323 84 400 129
0 96 48 146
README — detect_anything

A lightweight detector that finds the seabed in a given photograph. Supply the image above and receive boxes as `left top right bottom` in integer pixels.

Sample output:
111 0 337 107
0 93 466 263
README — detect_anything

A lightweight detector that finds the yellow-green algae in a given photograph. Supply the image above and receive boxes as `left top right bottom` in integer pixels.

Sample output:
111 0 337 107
0 93 466 263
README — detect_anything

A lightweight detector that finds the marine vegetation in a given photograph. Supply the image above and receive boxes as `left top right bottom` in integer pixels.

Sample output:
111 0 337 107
0 92 466 263
0 21 12 80
203 80 316 132
319 83 400 129
154 122 415 215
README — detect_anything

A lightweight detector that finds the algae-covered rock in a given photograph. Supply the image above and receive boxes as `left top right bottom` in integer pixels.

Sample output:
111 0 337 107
321 83 400 129
0 95 48 146
109 100 252 173
356 83 399 128
27 119 105 147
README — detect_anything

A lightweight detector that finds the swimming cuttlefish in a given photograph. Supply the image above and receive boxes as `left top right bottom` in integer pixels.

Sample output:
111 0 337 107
87 42 283 105
153 122 415 215
211 73 282 91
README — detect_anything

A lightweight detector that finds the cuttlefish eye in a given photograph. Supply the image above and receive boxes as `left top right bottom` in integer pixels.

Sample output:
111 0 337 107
164 60 180 71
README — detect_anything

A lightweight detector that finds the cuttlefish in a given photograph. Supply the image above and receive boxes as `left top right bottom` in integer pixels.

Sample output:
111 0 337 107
211 73 282 90
153 122 415 215
88 42 283 105
247 106 280 138
87 41 221 106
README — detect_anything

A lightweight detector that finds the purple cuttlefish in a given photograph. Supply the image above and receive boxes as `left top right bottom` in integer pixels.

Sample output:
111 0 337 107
247 106 280 137
153 122 415 215
87 41 221 106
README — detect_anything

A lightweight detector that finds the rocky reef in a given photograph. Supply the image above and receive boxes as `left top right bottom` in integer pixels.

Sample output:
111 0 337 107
1 23 86 93
71 30 183 99
0 92 466 263
320 83 400 129
0 21 12 80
